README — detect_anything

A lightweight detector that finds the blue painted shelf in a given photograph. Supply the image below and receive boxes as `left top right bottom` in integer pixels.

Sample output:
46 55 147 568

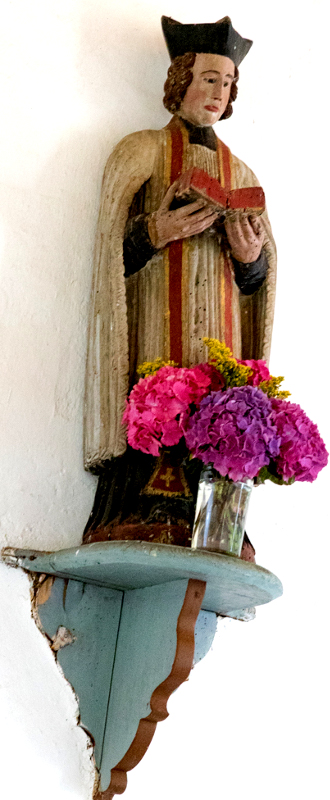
3 540 282 616
2 542 282 799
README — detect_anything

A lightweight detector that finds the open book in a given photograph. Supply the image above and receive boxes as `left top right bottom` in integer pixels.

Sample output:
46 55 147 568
171 167 265 218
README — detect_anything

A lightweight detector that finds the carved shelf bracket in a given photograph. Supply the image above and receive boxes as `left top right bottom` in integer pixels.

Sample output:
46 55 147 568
99 578 206 799
2 541 282 797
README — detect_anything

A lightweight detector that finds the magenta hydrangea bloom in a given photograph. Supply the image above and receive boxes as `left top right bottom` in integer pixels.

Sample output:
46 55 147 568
237 358 271 386
271 398 328 482
197 362 226 391
184 385 280 482
122 365 211 456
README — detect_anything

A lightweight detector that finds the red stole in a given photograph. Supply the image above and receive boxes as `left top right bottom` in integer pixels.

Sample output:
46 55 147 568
165 116 234 364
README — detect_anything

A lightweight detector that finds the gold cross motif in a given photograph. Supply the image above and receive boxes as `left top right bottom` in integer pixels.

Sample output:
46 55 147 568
160 467 176 488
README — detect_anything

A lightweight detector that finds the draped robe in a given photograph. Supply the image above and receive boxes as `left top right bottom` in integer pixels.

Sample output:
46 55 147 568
84 117 276 472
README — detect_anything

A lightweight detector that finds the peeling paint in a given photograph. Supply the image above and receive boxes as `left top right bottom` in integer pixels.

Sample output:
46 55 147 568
36 576 55 606
51 626 75 652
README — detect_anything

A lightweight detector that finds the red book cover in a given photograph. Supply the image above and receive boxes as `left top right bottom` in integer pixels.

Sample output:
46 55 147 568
173 168 265 217
228 187 265 214
175 168 227 211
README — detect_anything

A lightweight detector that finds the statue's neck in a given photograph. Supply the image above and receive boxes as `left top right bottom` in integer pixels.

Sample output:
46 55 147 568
177 116 217 152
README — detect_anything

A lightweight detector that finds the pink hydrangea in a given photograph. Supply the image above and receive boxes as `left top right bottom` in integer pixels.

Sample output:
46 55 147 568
122 365 211 456
271 398 328 482
197 362 226 392
237 358 271 386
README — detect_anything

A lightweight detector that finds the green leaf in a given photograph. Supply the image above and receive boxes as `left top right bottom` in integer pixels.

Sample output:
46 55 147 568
256 464 295 486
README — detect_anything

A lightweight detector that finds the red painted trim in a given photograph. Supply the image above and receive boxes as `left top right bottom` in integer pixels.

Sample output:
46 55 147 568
168 118 184 184
220 140 232 191
167 117 185 364
218 139 233 351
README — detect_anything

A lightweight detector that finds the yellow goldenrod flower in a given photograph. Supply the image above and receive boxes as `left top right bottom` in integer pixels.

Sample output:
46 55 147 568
137 358 177 378
259 376 291 399
203 338 252 388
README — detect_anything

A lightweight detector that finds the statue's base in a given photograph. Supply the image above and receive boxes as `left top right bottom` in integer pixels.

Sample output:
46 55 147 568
83 523 256 563
83 522 191 547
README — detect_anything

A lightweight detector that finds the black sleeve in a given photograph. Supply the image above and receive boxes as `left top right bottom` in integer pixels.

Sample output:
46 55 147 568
123 214 158 277
231 249 268 296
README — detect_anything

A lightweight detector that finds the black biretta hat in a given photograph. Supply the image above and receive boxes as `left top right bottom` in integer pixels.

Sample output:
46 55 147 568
161 16 252 67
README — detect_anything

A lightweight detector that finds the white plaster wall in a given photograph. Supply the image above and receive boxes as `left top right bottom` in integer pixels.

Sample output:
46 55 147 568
0 1 329 798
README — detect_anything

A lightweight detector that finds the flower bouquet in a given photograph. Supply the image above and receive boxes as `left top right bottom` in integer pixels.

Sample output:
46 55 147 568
123 341 328 555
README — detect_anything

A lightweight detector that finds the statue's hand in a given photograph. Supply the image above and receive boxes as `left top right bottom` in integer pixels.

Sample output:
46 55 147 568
148 181 219 249
225 214 265 263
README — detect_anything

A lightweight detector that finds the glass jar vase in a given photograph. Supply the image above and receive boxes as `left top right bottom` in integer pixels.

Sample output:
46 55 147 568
191 466 253 556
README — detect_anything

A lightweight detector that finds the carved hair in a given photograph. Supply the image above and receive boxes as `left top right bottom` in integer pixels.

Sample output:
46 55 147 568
163 53 239 120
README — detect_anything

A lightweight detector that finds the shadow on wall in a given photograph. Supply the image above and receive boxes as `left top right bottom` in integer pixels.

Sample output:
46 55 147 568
0 8 172 550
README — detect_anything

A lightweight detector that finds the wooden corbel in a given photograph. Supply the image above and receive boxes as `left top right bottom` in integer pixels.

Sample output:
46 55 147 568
2 541 282 797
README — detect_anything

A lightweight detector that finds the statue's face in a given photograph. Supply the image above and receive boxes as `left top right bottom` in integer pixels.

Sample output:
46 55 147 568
179 53 235 127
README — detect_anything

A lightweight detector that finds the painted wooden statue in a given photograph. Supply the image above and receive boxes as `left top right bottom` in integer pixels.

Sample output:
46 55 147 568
83 16 276 547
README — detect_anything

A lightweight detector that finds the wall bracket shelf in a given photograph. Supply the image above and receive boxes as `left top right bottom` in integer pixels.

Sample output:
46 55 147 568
2 541 282 798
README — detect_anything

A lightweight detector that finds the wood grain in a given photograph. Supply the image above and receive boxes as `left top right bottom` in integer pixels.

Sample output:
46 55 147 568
95 578 206 799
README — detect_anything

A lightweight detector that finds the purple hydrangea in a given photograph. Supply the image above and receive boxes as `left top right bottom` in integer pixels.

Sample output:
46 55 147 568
271 398 328 482
184 385 280 482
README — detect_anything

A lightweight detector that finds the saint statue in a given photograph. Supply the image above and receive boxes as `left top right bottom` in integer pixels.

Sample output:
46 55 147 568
83 16 276 548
